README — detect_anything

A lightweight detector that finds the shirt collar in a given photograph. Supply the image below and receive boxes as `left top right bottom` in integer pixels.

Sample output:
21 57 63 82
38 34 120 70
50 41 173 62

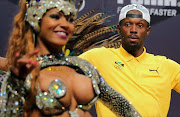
119 45 147 62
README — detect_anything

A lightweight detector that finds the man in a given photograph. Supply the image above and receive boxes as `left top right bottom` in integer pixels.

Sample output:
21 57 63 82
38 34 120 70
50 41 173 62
79 4 180 117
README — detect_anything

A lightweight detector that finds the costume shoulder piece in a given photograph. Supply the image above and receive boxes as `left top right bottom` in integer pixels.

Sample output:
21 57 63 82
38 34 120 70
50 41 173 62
0 70 6 88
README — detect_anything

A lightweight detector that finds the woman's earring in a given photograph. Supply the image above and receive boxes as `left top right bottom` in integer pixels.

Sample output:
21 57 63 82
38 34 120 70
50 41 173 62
62 45 70 56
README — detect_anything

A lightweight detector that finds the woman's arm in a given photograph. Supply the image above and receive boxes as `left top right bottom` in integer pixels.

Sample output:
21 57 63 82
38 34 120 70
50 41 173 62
0 57 7 71
0 50 39 116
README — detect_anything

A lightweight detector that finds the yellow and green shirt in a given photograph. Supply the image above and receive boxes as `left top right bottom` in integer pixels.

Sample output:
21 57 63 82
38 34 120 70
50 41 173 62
79 46 180 117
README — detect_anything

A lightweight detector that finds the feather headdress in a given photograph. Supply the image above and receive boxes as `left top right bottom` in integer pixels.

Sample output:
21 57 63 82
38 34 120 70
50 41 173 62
67 9 121 55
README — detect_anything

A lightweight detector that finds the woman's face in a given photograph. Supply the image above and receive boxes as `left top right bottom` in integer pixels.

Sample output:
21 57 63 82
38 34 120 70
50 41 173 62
38 8 75 52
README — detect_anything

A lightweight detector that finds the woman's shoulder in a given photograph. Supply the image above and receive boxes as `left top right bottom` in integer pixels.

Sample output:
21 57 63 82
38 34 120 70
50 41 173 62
0 70 7 88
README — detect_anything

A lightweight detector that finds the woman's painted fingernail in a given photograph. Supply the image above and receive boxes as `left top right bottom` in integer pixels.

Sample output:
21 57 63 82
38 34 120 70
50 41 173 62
27 59 31 63
33 61 37 65
35 49 40 53
15 52 19 57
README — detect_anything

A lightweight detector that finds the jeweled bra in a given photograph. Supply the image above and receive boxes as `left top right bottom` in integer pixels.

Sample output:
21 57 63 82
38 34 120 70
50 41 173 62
0 53 142 117
35 54 100 115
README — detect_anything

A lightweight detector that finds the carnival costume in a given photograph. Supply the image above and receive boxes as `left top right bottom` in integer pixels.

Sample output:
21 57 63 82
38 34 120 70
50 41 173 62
0 0 141 117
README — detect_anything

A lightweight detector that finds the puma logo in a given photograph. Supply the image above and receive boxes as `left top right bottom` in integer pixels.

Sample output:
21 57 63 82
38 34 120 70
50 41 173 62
149 67 159 74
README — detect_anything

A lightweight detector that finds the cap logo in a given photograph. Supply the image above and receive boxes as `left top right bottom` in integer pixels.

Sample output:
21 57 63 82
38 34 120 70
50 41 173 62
126 14 142 18
118 4 150 24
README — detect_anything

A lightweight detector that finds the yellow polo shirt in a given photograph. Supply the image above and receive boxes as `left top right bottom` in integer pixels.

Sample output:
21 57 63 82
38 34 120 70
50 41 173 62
79 46 180 117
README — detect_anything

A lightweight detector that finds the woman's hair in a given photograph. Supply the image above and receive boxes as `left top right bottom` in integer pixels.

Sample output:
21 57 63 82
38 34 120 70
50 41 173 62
6 0 35 68
6 0 39 116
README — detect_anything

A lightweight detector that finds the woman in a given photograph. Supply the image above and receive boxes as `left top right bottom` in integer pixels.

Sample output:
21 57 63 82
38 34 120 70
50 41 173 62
0 0 141 117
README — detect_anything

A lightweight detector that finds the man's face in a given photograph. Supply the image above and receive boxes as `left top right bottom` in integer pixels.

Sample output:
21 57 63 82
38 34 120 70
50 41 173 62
118 10 150 53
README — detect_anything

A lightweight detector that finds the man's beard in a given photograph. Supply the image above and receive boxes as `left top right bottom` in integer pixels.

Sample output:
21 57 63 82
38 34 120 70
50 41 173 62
123 43 141 53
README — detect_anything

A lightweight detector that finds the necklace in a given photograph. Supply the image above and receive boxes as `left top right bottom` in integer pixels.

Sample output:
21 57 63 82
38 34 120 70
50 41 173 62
43 66 71 76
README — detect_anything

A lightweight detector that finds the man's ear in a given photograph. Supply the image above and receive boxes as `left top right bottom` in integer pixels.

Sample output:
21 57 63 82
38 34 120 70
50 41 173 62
146 26 151 36
117 24 121 34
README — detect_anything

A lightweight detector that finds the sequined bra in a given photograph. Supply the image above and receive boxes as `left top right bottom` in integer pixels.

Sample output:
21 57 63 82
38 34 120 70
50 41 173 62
35 54 100 115
0 53 142 117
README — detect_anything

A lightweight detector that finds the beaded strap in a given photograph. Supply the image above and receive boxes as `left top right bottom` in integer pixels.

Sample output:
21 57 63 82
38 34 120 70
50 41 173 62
98 77 141 117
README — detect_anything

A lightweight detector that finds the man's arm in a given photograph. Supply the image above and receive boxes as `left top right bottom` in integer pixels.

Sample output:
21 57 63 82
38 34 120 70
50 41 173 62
169 59 180 93
174 72 180 93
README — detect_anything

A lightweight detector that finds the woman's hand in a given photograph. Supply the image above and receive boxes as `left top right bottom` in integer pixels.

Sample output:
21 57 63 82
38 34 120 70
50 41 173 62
11 49 39 79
